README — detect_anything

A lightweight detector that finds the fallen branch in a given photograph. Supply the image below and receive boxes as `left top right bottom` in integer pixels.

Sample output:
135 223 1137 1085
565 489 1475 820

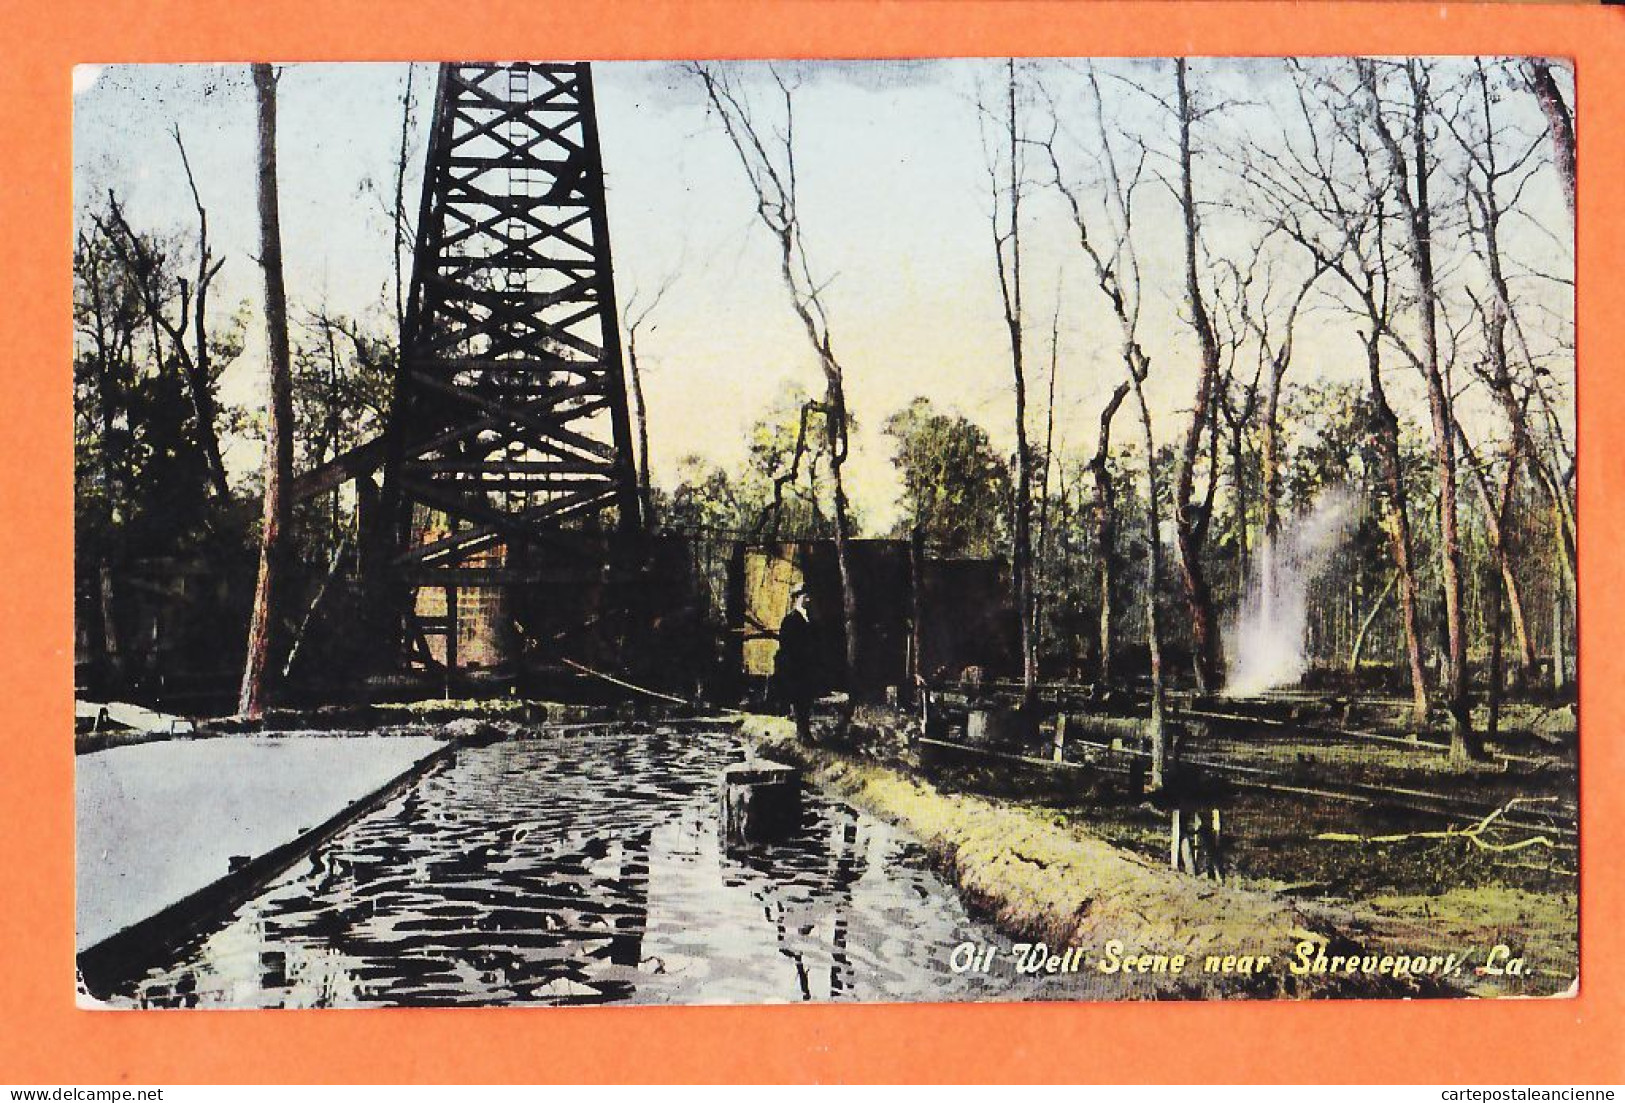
1315 797 1561 853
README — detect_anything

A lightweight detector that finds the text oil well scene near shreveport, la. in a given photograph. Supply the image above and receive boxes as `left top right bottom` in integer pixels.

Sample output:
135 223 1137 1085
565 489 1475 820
72 58 1577 1007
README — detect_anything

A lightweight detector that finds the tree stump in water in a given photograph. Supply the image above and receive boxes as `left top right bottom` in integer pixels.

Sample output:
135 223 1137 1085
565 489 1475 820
720 760 801 847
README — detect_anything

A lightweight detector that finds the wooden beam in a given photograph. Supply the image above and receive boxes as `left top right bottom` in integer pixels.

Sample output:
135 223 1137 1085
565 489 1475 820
289 435 387 503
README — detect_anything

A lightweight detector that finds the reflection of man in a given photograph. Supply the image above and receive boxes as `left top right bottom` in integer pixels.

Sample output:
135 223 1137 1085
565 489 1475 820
774 585 818 744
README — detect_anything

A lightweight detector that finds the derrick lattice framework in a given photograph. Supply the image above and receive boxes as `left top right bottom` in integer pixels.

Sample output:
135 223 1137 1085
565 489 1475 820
382 62 642 665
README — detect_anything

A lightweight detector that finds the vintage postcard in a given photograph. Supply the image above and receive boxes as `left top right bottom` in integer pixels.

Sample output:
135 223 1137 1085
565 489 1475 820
71 55 1577 1009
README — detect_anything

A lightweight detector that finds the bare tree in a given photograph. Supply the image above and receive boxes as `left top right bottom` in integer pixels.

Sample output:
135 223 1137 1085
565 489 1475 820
1363 321 1431 725
172 127 232 502
1358 58 1484 762
74 218 143 681
391 64 420 334
1034 286 1064 667
983 59 1039 700
100 173 232 506
1454 417 1527 736
239 63 296 719
1037 64 1170 785
357 63 422 334
1236 251 1328 590
624 272 678 528
1445 57 1550 687
1235 62 1431 723
1497 61 1580 589
689 62 861 683
1517 57 1579 671
1170 58 1227 694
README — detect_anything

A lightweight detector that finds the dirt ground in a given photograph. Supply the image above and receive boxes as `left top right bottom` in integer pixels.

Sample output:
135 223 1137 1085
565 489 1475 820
747 716 1444 999
798 698 1580 999
1071 790 1576 998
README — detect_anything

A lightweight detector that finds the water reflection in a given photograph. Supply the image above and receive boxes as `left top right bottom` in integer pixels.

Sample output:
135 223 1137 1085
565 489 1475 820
120 728 1025 1007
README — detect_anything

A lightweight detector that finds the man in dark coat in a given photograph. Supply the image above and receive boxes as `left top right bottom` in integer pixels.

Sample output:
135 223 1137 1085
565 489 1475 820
773 585 819 743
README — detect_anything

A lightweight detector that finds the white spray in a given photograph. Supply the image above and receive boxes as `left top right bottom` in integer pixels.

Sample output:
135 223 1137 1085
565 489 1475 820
1225 487 1363 697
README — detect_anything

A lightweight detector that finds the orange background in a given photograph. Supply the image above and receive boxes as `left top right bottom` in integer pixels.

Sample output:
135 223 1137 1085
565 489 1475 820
1 0 1620 1084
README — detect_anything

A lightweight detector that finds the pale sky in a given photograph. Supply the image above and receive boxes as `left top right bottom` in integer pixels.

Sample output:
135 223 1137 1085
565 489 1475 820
72 58 1574 533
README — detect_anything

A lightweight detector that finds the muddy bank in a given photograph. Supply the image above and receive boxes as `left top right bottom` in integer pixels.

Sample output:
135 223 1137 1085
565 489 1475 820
738 714 1427 998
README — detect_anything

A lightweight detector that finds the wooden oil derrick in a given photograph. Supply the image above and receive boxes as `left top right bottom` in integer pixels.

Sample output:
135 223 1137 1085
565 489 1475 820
377 62 643 674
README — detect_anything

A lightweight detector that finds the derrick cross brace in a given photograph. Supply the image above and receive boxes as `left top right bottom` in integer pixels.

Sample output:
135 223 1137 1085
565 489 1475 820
376 61 644 671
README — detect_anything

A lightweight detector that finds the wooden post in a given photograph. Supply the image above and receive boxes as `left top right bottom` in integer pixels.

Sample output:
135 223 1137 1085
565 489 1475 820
444 584 458 698
909 526 925 708
1169 807 1183 870
1052 712 1068 763
1209 808 1224 883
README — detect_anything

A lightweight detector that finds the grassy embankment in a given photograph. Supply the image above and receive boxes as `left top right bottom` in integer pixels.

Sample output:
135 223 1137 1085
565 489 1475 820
738 713 1431 999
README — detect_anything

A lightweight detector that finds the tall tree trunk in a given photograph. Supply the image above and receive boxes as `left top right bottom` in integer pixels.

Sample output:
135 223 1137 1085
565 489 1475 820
1131 378 1170 788
1552 543 1569 691
1458 424 1537 685
995 60 1038 701
173 129 232 505
767 219 860 683
1348 570 1398 674
1227 411 1250 579
1091 383 1130 686
239 64 295 720
1525 59 1576 217
1042 61 1168 780
1486 531 1505 742
828 438 860 683
778 248 860 684
627 328 656 526
182 344 231 504
1360 59 1481 761
1251 265 1323 631
1261 364 1285 549
1034 296 1062 665
1257 360 1285 647
693 62 861 688
1498 535 1534 688
1461 60 1538 689
1365 332 1430 725
392 64 417 333
1173 59 1224 694
909 525 926 703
